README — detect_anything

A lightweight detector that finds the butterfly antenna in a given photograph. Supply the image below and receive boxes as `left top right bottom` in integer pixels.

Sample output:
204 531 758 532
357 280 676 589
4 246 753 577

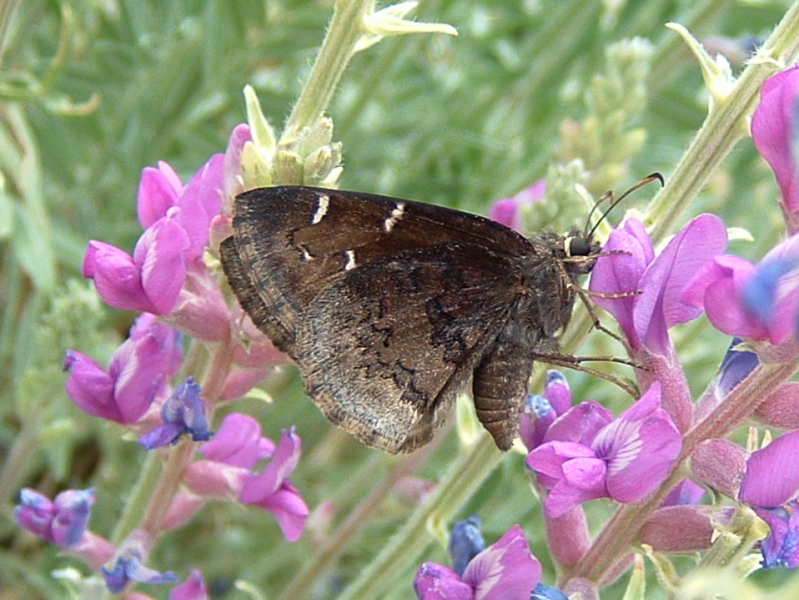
586 172 664 239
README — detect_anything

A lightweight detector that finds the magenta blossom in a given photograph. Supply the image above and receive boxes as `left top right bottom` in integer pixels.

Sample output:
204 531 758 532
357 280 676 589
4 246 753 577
526 382 682 517
414 525 542 600
488 180 546 232
84 152 225 316
751 65 799 232
589 214 728 355
64 314 181 424
683 234 799 345
177 416 307 541
240 427 308 542
739 431 799 568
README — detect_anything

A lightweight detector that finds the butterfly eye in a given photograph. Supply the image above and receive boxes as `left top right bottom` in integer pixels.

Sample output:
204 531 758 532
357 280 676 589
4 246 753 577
568 236 592 257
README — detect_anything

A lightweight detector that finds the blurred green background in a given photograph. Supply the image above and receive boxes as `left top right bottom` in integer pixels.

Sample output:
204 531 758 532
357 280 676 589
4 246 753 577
1 0 797 598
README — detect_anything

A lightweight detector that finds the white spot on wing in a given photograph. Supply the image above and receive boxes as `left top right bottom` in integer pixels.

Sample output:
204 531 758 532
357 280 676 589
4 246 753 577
383 202 405 232
344 249 357 271
301 247 313 261
311 194 330 224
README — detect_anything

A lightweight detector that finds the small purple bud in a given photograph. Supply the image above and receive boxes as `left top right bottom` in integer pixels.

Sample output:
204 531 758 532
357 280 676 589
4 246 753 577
140 377 211 449
449 516 485 576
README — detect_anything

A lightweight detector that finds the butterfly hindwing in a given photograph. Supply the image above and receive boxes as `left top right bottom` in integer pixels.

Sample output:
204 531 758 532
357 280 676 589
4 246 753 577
293 243 524 452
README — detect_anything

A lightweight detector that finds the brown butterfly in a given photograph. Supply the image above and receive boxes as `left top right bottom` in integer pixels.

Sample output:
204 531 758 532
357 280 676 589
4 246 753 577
219 186 601 453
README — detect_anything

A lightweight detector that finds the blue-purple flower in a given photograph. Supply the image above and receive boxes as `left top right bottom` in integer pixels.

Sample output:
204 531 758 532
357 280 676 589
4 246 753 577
526 382 682 517
15 488 94 547
64 313 182 424
101 532 178 593
414 524 542 600
139 377 212 448
15 488 115 569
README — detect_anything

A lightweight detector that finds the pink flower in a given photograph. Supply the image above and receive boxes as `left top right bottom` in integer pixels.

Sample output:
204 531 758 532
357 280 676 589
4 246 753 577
169 570 208 600
683 234 799 345
488 180 546 232
64 314 181 424
589 215 728 354
751 65 799 232
83 209 190 315
414 525 542 600
240 428 308 542
526 383 682 517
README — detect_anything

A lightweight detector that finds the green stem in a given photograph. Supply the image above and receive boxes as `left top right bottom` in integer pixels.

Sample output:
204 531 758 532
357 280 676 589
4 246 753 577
338 435 502 600
282 0 371 141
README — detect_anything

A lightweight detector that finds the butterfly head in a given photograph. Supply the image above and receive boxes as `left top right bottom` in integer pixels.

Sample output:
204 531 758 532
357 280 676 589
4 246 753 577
562 231 601 276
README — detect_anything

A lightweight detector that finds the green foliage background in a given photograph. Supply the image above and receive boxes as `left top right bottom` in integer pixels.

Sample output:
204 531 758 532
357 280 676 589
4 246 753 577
1 0 798 598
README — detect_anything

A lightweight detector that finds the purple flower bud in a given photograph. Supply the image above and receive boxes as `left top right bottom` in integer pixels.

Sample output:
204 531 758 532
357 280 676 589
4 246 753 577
64 315 181 424
169 569 208 600
754 383 799 429
690 438 748 498
640 505 733 553
751 65 799 233
488 180 546 232
590 215 728 354
449 516 485 576
15 488 94 547
240 428 308 542
139 377 211 449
